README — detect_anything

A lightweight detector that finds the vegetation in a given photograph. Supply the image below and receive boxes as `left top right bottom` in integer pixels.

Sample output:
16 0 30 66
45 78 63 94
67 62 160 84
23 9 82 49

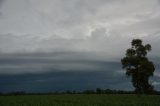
0 89 135 96
121 39 155 94
0 95 160 106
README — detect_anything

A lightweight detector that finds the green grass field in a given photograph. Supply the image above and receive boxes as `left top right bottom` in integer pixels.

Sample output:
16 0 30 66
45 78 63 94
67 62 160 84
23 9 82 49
0 94 160 106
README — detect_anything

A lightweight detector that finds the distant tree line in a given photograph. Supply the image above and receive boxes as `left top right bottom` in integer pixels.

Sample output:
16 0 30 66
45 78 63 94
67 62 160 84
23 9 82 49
0 88 159 96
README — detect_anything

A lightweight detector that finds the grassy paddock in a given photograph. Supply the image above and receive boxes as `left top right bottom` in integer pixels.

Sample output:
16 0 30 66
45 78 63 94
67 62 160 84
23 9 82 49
0 94 160 106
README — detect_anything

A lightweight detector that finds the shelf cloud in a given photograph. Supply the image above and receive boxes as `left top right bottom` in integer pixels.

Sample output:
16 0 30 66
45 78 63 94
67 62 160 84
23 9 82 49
0 0 160 92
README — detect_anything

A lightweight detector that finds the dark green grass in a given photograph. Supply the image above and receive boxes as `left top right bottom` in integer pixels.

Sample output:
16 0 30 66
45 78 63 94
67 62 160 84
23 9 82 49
0 94 160 106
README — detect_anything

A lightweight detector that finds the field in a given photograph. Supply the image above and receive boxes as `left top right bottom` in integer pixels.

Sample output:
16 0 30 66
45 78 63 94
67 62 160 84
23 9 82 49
0 94 160 106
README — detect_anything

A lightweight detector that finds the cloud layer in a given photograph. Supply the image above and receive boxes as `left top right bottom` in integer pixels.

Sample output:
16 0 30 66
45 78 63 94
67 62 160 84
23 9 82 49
0 0 160 92
0 0 160 54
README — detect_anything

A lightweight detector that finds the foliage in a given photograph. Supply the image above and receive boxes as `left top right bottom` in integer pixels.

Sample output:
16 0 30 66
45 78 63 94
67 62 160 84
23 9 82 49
121 39 155 94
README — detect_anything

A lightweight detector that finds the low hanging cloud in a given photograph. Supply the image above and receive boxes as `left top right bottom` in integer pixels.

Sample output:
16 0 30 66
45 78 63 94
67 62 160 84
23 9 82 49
0 0 160 91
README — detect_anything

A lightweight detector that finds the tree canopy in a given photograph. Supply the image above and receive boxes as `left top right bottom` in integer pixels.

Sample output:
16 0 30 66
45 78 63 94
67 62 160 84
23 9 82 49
121 39 155 94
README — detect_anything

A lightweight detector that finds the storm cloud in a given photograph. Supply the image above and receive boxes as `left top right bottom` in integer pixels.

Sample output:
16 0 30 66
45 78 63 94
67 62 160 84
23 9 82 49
0 0 160 92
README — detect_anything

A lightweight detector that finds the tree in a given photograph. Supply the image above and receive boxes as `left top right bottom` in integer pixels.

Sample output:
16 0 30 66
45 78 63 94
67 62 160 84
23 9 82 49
121 39 155 94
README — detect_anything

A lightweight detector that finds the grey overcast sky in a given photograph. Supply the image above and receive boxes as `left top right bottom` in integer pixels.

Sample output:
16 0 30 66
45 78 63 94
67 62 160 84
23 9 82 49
0 0 160 92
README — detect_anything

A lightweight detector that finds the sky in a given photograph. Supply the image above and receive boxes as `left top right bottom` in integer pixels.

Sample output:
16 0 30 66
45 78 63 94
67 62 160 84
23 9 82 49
0 0 160 92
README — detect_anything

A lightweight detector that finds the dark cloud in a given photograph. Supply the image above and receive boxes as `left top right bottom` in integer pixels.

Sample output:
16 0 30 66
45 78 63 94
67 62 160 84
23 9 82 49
0 52 159 92
0 0 160 92
0 52 121 74
0 52 129 92
0 70 132 93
